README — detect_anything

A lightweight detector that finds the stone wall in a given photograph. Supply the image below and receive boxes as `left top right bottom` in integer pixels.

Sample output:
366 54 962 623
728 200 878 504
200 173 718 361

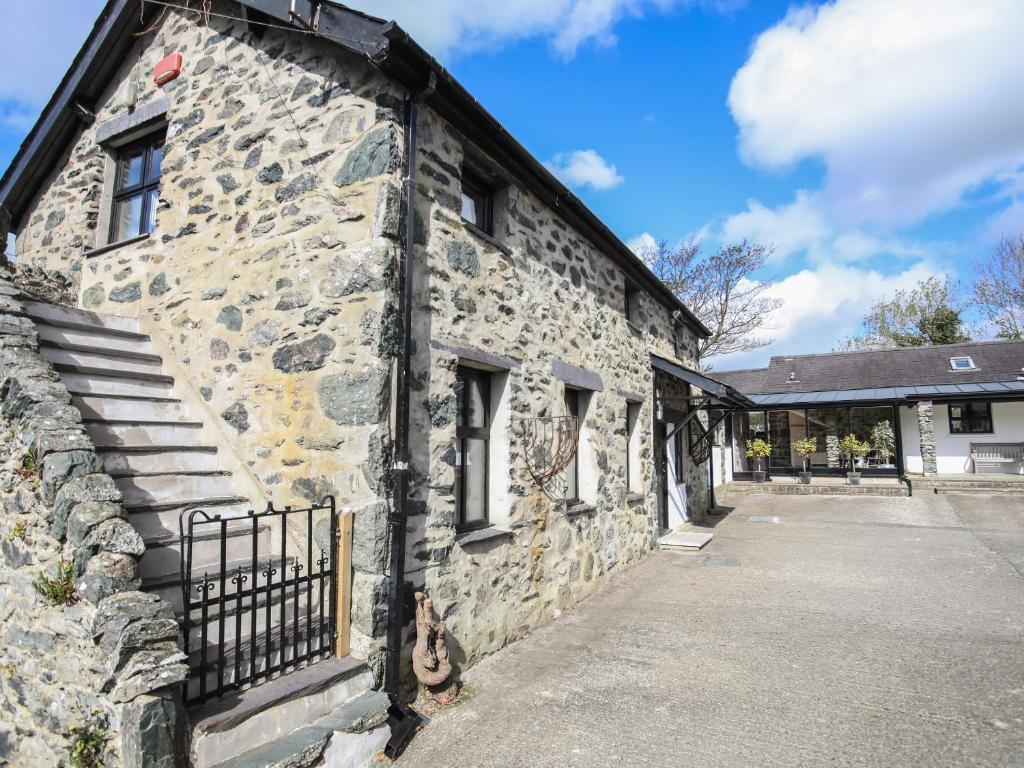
401 103 704 670
12 2 401 666
917 400 938 475
0 268 186 767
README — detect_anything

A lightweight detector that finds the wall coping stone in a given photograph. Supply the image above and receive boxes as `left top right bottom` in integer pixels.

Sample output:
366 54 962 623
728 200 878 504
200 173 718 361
551 359 603 392
432 338 522 371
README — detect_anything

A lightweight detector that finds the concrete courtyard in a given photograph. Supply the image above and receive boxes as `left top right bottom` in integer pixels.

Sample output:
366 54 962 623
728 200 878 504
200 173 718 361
398 493 1024 767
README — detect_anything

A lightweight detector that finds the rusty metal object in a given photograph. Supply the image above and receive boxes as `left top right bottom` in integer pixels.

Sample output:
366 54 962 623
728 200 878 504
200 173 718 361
412 592 457 702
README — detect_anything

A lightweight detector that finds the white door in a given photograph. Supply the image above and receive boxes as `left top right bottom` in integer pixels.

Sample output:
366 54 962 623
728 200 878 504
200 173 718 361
666 423 689 528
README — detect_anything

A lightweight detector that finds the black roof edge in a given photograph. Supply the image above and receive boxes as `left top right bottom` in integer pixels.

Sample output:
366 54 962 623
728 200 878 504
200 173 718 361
651 354 753 407
0 0 711 340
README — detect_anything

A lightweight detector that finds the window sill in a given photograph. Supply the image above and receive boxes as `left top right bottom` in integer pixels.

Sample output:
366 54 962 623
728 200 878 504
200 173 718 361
456 525 512 547
462 218 511 255
566 502 597 518
85 233 150 258
625 492 645 505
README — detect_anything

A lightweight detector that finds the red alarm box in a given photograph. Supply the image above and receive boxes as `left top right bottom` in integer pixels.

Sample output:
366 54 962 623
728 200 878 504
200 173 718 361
154 53 182 86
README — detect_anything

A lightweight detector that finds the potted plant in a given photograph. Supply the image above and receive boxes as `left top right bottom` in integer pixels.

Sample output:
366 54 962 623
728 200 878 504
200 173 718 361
870 420 896 467
839 433 871 485
793 437 818 484
746 438 772 483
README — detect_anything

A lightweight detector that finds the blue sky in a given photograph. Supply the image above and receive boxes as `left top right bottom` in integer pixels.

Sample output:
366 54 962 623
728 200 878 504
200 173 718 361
3 0 1024 369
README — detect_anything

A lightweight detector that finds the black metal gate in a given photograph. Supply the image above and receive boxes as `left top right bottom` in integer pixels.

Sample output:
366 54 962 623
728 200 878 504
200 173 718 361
178 498 339 706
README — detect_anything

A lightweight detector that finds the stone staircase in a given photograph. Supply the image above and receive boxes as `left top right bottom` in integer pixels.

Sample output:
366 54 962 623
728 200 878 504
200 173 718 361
26 300 390 768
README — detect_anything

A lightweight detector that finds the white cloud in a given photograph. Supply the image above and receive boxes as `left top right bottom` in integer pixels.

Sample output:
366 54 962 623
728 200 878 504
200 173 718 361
710 260 941 370
728 0 1024 227
627 231 657 255
545 149 624 191
358 0 743 59
720 191 828 260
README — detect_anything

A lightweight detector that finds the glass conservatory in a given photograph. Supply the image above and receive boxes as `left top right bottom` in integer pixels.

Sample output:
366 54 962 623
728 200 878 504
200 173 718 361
729 405 900 477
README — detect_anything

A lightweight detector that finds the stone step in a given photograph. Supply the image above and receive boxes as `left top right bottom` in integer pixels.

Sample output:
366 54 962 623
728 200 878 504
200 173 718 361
127 497 254 541
85 419 205 447
36 323 155 356
140 520 271 577
73 394 186 422
189 657 376 768
61 371 175 398
101 446 220 475
115 471 235 506
185 602 328 675
23 299 142 336
40 345 164 376
207 690 390 768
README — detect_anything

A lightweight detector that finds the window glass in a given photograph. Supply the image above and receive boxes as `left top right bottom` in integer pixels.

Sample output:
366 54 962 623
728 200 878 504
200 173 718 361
147 145 164 181
674 428 685 484
455 367 491 529
461 168 493 235
807 407 848 469
564 389 580 502
117 150 144 191
113 196 143 243
949 402 992 434
460 192 478 225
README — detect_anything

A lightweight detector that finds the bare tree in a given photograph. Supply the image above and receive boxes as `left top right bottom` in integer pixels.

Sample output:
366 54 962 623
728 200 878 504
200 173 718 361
974 234 1024 340
643 238 780 361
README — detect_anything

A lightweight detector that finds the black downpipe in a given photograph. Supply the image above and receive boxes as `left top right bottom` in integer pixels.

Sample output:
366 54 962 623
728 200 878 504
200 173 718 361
383 73 435 758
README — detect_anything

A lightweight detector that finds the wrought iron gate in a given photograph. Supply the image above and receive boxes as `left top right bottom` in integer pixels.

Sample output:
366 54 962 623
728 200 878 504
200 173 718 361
178 498 342 706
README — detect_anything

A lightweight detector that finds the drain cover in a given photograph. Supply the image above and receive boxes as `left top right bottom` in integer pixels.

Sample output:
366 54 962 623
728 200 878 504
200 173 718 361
747 515 780 524
704 555 741 566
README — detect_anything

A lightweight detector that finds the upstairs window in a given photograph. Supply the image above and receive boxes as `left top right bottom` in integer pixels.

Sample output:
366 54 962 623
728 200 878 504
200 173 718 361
111 133 164 242
460 167 494 236
455 367 491 531
949 356 976 371
948 402 992 434
624 281 642 326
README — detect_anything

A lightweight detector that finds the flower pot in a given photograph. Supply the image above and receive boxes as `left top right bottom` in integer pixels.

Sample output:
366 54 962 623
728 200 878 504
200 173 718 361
798 471 812 485
847 471 861 486
752 470 767 483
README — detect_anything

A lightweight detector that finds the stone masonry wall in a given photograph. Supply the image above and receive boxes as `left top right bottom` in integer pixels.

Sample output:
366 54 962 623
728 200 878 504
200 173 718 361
12 2 402 666
402 103 705 670
0 268 186 768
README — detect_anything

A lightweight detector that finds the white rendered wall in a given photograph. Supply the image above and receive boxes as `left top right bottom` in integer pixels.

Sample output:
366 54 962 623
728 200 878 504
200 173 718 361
902 401 1024 474
666 422 689 527
712 445 733 487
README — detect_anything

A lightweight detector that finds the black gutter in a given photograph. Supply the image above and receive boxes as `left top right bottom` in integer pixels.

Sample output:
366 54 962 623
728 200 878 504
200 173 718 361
382 70 435 759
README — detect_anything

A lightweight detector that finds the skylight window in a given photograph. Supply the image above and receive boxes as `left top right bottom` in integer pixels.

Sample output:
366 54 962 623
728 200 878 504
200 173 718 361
949 356 976 371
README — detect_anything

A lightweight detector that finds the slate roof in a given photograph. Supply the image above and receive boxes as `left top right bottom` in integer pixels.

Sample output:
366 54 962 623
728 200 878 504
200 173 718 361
713 340 1024 403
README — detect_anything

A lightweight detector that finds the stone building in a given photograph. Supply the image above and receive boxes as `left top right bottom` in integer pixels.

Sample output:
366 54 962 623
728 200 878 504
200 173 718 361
0 1 732 764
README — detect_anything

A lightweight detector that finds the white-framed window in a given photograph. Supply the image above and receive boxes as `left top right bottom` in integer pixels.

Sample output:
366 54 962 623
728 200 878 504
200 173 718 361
949 356 976 371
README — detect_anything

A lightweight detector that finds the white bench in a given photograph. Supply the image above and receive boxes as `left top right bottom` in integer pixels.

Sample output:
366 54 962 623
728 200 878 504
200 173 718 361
970 442 1024 473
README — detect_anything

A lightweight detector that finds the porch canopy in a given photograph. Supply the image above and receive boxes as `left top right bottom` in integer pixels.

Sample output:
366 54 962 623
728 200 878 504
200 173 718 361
650 354 753 464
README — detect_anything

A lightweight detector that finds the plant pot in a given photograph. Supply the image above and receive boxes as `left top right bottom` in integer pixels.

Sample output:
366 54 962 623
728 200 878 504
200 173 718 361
847 472 861 486
752 470 767 483
798 471 812 485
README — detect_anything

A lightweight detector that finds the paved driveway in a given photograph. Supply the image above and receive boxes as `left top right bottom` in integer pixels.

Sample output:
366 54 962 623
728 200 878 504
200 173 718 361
397 493 1024 768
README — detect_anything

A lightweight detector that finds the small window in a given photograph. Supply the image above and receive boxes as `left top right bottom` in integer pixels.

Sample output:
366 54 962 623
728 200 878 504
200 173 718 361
626 402 641 492
110 133 164 243
948 402 992 434
564 388 582 503
460 167 493 236
455 367 491 530
949 356 976 371
625 281 642 326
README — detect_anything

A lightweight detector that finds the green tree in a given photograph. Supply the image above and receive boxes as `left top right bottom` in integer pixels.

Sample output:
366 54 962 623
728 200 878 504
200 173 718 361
839 276 971 350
